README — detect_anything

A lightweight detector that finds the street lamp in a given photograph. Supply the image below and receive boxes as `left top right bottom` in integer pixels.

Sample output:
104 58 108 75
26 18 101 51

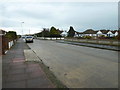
21 22 24 35
29 29 30 35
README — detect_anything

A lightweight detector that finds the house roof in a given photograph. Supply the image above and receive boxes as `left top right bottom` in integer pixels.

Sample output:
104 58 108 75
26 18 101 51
117 30 120 35
74 30 119 35
0 29 6 34
83 29 97 34
111 30 118 34
94 31 98 34
75 30 98 35
114 30 120 37
59 30 63 34
75 31 83 34
56 29 63 34
100 30 109 34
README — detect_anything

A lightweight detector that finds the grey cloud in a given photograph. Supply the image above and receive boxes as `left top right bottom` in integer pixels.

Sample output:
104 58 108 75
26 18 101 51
0 2 118 34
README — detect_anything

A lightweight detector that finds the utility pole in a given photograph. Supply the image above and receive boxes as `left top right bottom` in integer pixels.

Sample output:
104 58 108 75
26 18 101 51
42 28 45 39
21 22 24 36
29 29 30 35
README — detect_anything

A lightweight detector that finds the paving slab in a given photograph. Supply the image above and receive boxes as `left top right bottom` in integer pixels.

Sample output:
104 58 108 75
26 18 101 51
24 50 41 62
4 80 26 88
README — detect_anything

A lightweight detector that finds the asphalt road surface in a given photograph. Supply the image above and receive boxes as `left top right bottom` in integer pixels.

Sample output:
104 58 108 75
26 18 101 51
27 39 118 88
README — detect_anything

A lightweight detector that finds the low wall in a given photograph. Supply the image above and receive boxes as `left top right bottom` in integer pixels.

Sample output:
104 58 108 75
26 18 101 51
8 41 14 49
37 37 64 40
36 37 119 45
64 38 120 46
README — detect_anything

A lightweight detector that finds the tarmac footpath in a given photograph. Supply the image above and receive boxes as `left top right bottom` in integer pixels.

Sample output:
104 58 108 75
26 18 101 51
2 39 55 88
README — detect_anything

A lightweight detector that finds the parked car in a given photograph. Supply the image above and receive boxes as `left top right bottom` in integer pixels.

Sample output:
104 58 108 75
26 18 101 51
25 36 34 43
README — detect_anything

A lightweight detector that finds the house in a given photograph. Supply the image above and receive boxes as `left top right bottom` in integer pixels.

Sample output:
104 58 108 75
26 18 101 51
111 31 116 36
74 31 84 37
71 29 119 38
61 31 67 37
0 29 7 55
107 30 114 37
0 29 6 35
111 30 119 36
74 29 98 37
83 29 98 37
97 30 119 37
96 30 110 37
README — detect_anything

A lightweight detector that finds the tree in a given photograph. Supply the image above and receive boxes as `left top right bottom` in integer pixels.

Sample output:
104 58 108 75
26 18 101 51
42 28 50 37
35 32 42 37
50 26 61 37
67 26 75 37
5 31 17 40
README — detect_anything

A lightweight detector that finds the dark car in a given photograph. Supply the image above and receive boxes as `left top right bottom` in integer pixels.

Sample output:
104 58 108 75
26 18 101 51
25 36 34 43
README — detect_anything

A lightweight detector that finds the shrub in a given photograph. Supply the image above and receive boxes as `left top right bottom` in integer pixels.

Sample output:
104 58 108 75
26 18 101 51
114 35 120 40
83 36 92 39
77 36 84 39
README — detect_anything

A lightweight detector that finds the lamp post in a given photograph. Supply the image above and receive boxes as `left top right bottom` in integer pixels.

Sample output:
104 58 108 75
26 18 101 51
29 29 30 35
21 22 24 36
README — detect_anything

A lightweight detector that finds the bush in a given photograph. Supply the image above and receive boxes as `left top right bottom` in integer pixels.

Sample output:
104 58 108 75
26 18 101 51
83 36 92 39
114 35 120 40
76 36 84 39
98 35 106 39
5 31 17 40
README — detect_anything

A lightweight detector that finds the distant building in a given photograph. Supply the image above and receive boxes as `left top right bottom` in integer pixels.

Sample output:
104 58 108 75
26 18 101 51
75 29 98 37
83 29 98 37
74 31 84 37
97 30 109 37
74 29 119 38
61 31 67 37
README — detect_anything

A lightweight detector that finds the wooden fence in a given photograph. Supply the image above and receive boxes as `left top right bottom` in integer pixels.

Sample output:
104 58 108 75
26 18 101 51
0 35 16 55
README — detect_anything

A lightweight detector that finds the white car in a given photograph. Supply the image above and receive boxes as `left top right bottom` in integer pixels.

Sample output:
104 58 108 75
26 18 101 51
25 36 34 43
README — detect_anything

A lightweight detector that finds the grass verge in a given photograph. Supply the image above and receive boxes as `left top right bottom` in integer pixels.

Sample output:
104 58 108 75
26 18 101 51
57 40 119 51
64 40 120 46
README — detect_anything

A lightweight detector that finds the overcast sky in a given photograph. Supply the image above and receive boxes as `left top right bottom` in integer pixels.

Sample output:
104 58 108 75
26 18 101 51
0 1 118 35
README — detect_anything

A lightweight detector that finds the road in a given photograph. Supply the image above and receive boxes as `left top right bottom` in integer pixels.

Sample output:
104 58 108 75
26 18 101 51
27 39 118 88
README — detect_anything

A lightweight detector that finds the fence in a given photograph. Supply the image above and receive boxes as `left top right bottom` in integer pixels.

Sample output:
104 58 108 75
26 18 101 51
0 35 16 55
0 35 2 55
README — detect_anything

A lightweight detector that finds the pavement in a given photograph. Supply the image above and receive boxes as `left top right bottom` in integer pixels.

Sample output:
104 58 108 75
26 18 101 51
24 50 41 62
2 39 55 88
27 39 118 88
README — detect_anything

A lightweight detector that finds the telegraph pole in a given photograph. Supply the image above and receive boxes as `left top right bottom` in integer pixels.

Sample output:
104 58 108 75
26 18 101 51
21 22 24 35
29 29 30 35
